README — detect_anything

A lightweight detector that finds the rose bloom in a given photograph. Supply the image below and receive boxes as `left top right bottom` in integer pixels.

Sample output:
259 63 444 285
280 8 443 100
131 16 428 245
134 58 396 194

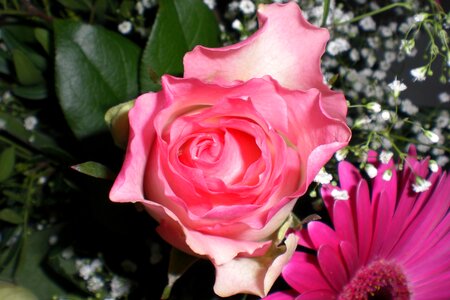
109 2 350 297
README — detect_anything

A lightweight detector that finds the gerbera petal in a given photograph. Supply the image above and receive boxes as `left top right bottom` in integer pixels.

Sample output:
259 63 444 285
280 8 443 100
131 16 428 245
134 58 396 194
412 272 450 300
306 221 340 251
282 252 332 293
339 241 358 278
368 190 394 258
267 149 449 300
296 289 336 300
355 179 372 265
338 161 362 199
264 290 297 300
333 200 357 248
389 174 449 261
410 212 450 260
317 244 348 292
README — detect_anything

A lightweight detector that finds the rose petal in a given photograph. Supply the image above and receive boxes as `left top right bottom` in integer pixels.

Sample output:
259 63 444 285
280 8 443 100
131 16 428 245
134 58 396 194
184 2 329 92
213 233 298 297
109 91 166 202
141 200 273 265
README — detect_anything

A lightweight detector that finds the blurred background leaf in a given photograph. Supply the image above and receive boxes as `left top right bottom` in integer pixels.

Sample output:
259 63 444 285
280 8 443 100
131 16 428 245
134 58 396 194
54 20 141 139
140 0 220 92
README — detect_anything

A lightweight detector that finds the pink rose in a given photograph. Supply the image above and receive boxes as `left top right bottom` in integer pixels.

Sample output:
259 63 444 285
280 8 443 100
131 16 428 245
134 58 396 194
110 2 351 297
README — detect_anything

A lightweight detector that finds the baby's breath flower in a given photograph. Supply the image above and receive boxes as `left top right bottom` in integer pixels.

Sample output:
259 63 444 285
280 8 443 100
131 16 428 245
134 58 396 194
401 99 418 115
380 110 392 121
24 116 38 130
110 276 131 299
400 39 415 55
382 169 393 181
203 0 216 10
367 102 381 113
314 168 333 184
437 156 449 167
349 49 360 61
87 276 104 292
429 160 439 173
142 0 155 8
239 0 255 15
436 111 449 128
359 16 376 31
48 235 58 245
413 13 427 23
118 21 132 35
379 151 393 164
438 92 450 103
335 148 349 161
327 38 351 56
231 19 243 31
388 78 407 97
412 176 432 193
364 164 378 178
331 189 349 200
410 66 427 81
135 1 144 15
423 130 440 143
61 247 74 259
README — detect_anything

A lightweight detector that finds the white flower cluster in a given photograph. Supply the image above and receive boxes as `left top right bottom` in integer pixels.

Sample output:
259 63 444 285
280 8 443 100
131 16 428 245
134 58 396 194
73 256 132 299
294 0 449 167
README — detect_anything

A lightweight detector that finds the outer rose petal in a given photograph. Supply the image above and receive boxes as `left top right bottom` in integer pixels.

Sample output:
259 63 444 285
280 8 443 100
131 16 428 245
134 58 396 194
213 233 298 297
109 92 166 202
184 3 338 102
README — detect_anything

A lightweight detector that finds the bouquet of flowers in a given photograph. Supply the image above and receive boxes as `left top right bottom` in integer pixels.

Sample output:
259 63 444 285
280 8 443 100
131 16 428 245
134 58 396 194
0 0 448 299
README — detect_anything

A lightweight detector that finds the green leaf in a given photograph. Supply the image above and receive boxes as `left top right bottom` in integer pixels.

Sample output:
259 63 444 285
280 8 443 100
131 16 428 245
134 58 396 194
70 161 115 180
56 0 92 11
12 49 44 86
0 49 9 75
0 208 22 224
1 26 47 71
140 0 220 92
12 83 48 100
0 227 68 299
0 147 15 182
161 248 198 300
54 20 141 139
0 112 72 160
34 28 50 54
0 283 38 300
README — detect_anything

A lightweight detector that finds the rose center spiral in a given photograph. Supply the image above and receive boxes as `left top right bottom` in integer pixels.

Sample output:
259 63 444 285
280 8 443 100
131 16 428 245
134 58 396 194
338 259 411 300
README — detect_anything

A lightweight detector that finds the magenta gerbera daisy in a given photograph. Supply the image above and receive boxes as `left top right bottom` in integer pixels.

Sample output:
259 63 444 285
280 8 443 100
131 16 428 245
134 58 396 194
265 148 450 300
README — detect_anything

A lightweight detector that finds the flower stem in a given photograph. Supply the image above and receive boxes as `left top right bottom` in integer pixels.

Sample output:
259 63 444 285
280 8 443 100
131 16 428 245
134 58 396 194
333 2 413 27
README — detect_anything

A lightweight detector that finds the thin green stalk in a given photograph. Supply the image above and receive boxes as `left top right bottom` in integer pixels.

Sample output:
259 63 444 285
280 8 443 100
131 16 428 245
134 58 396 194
333 2 413 27
0 135 33 159
390 133 450 152
384 135 407 160
14 175 35 279
321 0 331 27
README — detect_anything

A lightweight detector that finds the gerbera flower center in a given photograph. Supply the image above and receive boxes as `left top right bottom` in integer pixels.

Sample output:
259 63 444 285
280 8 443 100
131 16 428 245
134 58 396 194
338 259 411 300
